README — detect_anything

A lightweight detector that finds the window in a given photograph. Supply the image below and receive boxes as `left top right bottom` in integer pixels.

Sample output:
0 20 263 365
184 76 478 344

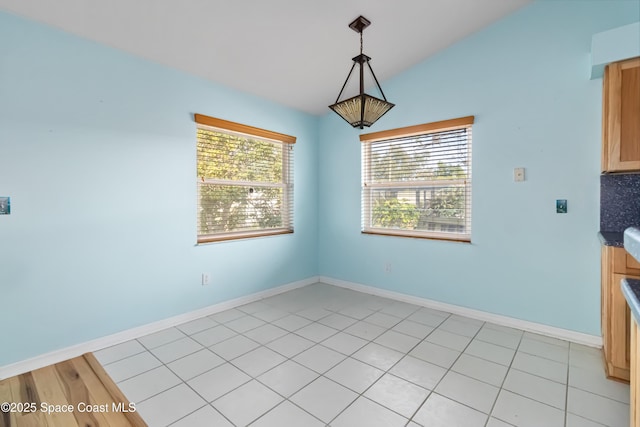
360 116 473 242
195 114 295 243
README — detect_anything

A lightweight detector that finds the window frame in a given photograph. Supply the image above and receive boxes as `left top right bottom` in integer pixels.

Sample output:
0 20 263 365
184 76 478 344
360 116 474 243
195 114 295 244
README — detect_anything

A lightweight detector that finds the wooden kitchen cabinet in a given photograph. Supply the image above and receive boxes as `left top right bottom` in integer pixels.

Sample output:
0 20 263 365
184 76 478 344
602 57 640 172
631 316 639 427
601 245 639 381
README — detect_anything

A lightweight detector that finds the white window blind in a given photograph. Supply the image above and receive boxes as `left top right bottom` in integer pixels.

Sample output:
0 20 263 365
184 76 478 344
361 116 473 242
195 114 295 243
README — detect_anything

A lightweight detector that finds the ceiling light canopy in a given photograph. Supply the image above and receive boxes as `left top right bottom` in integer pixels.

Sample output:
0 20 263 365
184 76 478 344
329 16 395 129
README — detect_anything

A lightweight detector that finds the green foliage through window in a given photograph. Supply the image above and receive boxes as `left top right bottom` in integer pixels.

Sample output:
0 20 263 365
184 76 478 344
197 127 293 239
362 123 472 239
372 198 420 229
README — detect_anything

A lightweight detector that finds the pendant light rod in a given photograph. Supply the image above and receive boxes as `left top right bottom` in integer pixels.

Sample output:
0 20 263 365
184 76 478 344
333 62 357 104
366 60 389 102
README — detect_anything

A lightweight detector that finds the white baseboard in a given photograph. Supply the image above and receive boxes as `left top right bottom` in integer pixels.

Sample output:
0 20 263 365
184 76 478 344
320 276 603 348
0 276 319 380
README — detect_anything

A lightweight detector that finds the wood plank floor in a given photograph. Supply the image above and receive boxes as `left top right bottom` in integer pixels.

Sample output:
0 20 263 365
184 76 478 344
0 353 146 427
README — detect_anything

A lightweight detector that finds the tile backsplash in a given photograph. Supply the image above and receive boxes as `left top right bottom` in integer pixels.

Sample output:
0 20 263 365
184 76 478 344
601 173 640 231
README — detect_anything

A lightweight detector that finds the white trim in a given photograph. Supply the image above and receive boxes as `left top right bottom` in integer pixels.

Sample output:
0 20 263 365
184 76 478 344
0 276 319 380
320 276 602 348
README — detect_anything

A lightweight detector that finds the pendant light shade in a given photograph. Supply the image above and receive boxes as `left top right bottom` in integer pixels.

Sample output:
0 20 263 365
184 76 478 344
329 16 394 129
329 93 395 129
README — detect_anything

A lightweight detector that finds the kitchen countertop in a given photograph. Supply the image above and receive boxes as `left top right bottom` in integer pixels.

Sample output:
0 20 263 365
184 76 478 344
599 231 624 247
622 227 640 322
621 279 640 323
624 227 640 259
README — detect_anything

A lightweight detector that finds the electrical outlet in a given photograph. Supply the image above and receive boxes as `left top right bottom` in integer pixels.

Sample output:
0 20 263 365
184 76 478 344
0 196 10 215
514 167 525 182
384 262 392 273
556 199 567 213
201 273 210 286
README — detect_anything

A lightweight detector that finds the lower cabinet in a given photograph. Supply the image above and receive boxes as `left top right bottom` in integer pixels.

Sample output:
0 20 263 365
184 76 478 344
602 246 640 382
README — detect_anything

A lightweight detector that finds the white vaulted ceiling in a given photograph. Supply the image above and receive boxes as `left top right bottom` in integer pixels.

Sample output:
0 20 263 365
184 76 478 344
0 0 530 115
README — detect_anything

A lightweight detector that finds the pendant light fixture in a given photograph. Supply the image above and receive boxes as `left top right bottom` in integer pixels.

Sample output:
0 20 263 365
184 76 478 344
329 16 394 129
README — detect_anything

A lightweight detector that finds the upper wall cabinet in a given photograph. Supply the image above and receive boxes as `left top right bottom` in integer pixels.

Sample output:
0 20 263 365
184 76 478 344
602 57 640 173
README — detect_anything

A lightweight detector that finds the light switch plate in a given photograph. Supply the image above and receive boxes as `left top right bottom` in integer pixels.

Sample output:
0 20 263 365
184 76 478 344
514 168 525 182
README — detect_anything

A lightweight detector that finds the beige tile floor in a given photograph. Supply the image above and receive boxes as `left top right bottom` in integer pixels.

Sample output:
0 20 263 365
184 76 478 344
94 283 631 427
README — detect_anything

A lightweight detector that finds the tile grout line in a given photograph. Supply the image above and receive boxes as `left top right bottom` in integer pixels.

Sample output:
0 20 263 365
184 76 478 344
319 305 435 425
483 327 525 427
332 312 457 424
284 300 431 424
407 317 487 426
168 300 362 426
119 303 324 426
294 302 425 425
100 349 163 383
246 296 412 426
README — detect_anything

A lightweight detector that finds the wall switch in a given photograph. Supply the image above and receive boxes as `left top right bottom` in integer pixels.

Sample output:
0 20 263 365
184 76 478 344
514 167 525 182
556 199 567 213
201 273 210 286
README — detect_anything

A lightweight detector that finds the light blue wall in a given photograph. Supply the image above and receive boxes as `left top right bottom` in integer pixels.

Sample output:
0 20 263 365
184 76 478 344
591 21 640 78
318 0 640 336
0 11 318 366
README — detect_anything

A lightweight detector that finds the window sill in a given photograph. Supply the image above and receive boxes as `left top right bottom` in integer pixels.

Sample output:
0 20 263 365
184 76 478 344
362 229 471 243
198 229 293 244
